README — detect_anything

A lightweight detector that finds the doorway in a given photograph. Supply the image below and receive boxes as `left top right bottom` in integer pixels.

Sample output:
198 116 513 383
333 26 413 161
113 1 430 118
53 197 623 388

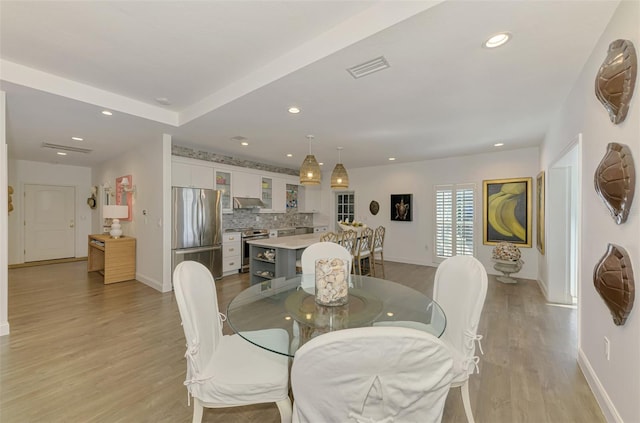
24 184 75 262
547 139 580 304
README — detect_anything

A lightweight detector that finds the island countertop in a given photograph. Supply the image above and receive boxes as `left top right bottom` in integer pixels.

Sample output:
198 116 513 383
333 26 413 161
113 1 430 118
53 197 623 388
246 233 321 250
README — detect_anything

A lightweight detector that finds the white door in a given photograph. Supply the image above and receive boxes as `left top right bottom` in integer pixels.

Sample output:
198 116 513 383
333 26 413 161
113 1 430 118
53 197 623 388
24 184 75 262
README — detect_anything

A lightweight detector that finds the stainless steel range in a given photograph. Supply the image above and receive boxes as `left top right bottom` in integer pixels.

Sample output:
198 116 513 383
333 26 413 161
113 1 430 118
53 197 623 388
228 228 269 273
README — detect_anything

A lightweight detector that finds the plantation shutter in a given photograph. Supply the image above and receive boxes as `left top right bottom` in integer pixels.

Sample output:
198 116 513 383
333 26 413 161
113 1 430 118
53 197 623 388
435 184 475 259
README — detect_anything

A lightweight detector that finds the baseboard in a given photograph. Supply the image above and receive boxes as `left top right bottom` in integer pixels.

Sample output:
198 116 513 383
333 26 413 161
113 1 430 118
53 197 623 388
384 255 430 266
135 272 164 293
536 277 550 301
8 257 87 269
577 348 622 423
0 321 10 336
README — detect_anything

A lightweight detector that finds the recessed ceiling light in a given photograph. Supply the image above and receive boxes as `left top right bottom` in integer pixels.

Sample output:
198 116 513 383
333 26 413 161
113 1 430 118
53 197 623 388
388 157 396 161
71 137 83 141
288 107 300 114
57 152 67 156
155 97 171 105
286 153 293 158
484 32 511 48
101 110 113 116
494 142 504 147
240 142 249 146
318 162 324 166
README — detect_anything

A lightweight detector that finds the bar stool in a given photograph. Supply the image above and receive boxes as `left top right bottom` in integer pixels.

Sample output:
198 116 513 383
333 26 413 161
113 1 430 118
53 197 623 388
320 232 340 243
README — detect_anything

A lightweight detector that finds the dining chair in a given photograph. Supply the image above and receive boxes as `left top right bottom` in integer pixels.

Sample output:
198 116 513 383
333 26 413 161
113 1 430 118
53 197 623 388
434 255 488 423
372 226 386 278
354 227 374 276
319 231 340 243
300 241 352 275
173 261 292 423
339 229 358 274
290 326 454 423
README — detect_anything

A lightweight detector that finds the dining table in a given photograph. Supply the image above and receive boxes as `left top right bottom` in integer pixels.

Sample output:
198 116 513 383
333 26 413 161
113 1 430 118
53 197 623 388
226 274 447 357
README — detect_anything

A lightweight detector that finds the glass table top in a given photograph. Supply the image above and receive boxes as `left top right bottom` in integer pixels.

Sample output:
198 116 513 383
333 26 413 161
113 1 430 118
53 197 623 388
226 275 446 357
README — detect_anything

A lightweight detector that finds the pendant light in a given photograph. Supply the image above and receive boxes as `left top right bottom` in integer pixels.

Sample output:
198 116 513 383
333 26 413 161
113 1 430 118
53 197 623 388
331 147 349 189
299 135 321 185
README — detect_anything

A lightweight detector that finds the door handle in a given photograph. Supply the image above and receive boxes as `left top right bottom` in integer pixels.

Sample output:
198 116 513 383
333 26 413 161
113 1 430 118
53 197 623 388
70 221 75 228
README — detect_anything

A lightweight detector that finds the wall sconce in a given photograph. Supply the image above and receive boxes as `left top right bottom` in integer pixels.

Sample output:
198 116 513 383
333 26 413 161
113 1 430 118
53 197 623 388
120 177 136 195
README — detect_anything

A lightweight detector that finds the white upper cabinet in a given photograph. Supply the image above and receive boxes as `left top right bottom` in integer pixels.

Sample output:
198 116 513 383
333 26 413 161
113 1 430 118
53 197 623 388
233 171 261 198
172 162 214 189
260 177 286 213
299 185 322 213
215 169 233 214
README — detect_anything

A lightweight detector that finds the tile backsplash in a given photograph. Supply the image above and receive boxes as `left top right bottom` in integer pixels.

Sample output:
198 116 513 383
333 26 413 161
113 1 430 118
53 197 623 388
223 209 313 231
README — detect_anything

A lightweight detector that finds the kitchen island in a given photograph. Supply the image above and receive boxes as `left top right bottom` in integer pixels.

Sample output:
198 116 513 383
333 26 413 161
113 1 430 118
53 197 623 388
247 233 321 285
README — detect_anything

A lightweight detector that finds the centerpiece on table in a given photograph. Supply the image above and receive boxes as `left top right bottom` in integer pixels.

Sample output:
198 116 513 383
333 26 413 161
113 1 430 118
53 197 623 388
315 258 349 306
337 219 367 234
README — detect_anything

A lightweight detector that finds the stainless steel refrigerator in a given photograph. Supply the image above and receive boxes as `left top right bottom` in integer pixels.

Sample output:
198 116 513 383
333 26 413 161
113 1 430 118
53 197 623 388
171 187 222 280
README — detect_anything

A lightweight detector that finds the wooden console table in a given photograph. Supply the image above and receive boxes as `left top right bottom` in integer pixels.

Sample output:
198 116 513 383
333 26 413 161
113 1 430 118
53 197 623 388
88 234 136 284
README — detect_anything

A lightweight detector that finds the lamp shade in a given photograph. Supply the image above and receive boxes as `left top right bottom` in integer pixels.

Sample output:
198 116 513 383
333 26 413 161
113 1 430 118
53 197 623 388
331 164 349 189
300 154 321 185
103 205 129 219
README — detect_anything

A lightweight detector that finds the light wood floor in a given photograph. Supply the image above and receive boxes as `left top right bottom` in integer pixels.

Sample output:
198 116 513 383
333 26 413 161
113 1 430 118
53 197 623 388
1 261 604 423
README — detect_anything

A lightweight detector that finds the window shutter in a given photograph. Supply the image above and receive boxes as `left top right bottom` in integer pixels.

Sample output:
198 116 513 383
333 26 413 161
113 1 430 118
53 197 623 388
435 184 475 259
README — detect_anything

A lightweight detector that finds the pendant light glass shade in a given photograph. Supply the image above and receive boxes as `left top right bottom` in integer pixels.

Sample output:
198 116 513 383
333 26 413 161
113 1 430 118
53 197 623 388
300 135 321 185
331 147 349 189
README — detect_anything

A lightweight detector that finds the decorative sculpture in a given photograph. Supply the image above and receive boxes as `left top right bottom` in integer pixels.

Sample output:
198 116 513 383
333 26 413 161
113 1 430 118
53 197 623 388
492 242 524 284
594 143 635 224
595 39 637 124
594 244 635 326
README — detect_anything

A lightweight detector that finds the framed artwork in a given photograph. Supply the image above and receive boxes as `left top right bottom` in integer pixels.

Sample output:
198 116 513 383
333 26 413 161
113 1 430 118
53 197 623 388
483 177 532 247
536 171 545 254
116 175 133 221
391 194 412 221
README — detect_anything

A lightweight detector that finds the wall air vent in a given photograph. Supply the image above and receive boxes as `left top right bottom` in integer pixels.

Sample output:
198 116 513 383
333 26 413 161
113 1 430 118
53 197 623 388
41 143 92 154
346 56 390 79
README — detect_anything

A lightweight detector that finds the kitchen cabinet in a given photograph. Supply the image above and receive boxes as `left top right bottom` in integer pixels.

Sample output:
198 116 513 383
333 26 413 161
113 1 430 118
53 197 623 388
172 162 214 189
214 170 233 214
233 170 261 199
222 232 241 276
313 226 328 233
299 185 322 213
260 177 286 213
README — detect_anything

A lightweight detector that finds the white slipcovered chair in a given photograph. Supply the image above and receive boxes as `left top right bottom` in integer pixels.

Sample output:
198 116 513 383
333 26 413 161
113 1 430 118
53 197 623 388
300 241 352 275
173 261 292 423
434 255 488 423
290 326 454 423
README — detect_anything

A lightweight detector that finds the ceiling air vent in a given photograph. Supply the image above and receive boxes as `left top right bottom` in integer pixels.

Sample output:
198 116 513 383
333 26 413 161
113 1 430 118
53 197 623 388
41 142 92 154
346 56 390 79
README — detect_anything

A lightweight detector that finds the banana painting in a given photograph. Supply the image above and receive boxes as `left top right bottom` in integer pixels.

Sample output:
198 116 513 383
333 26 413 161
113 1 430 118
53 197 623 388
486 181 528 243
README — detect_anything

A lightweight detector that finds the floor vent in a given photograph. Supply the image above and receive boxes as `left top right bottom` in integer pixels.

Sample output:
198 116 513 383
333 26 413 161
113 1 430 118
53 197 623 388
41 142 92 154
346 56 390 79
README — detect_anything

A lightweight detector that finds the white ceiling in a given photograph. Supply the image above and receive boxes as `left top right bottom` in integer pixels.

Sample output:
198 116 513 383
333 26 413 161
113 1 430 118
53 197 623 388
0 1 620 170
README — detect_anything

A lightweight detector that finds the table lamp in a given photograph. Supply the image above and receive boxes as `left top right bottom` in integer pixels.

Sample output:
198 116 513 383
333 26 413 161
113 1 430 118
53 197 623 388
103 205 129 238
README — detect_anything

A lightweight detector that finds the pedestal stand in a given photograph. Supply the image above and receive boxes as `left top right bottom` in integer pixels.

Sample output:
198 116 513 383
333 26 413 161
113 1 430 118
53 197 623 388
493 259 523 284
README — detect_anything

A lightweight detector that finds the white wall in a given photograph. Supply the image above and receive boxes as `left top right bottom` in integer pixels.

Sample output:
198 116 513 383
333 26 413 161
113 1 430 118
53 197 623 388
94 135 166 292
318 147 540 280
7 160 92 264
540 1 639 421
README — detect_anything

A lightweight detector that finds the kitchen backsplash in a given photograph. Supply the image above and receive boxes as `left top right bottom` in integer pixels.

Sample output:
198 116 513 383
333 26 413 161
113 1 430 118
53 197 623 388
223 209 313 231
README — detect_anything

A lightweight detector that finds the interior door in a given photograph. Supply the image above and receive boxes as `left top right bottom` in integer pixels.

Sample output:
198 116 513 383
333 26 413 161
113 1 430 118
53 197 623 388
24 184 75 262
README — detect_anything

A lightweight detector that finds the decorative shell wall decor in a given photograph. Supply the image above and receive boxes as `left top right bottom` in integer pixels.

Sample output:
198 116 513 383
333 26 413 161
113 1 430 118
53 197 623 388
595 39 637 124
594 142 635 224
594 244 635 326
369 200 380 215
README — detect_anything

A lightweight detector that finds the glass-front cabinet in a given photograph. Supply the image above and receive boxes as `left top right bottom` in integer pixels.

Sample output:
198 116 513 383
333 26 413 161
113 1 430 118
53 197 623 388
215 170 232 213
261 177 272 210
